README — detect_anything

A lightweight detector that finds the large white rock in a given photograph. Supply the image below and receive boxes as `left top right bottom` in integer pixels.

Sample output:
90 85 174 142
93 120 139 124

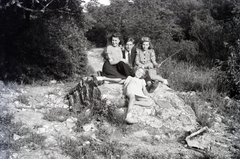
98 82 198 139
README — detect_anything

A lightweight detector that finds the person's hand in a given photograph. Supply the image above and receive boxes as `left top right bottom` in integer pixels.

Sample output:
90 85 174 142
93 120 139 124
121 58 128 64
162 79 169 86
153 63 158 68
145 65 153 69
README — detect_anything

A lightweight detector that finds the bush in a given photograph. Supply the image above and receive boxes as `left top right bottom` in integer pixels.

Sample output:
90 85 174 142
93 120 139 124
1 1 92 83
215 42 240 99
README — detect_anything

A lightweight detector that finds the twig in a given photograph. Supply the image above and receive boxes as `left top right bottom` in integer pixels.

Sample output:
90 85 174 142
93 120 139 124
186 126 208 140
41 0 54 12
157 49 183 68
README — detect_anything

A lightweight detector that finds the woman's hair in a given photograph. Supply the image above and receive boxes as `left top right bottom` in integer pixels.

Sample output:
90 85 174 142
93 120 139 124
107 32 124 46
134 67 146 78
139 36 154 49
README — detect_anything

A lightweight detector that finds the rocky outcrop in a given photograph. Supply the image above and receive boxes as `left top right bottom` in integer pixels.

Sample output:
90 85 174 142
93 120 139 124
66 76 198 139
98 82 198 139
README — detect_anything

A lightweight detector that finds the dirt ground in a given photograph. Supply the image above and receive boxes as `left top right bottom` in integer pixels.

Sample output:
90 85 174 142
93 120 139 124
0 48 239 159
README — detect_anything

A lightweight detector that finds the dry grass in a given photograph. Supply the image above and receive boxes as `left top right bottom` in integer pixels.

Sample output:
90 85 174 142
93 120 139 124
59 135 124 158
43 108 72 122
159 59 215 92
158 59 240 129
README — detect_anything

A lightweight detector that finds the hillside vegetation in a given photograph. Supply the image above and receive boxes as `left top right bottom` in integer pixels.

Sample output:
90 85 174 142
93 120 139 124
1 0 239 98
1 0 240 127
0 0 240 158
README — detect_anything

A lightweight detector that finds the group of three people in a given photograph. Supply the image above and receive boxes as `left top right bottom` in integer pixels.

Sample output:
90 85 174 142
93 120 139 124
97 33 168 124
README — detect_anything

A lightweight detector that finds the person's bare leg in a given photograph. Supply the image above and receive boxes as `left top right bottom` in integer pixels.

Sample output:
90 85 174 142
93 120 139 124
125 94 138 124
135 96 154 107
97 76 125 83
148 69 168 85
151 75 169 86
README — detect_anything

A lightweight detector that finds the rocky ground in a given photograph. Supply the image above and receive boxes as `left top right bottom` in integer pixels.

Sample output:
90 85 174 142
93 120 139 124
0 48 239 159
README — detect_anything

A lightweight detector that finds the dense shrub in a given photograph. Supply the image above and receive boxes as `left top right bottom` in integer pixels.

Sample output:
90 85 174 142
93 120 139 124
0 0 92 83
215 42 240 99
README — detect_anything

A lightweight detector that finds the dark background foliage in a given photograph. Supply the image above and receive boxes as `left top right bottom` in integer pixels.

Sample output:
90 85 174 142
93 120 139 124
0 0 92 83
0 0 239 98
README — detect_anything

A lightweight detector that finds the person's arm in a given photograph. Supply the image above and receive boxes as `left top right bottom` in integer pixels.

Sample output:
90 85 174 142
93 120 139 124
135 49 144 68
143 63 154 69
108 55 121 65
141 79 151 96
150 49 158 68
143 85 151 96
120 50 128 64
120 58 128 64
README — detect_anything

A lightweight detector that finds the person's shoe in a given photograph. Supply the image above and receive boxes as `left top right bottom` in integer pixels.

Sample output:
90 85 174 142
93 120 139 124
146 81 152 92
163 79 169 86
148 80 159 93
125 113 138 124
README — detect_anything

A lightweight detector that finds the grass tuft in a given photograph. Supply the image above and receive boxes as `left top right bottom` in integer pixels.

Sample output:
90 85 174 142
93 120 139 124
43 108 72 122
12 132 46 151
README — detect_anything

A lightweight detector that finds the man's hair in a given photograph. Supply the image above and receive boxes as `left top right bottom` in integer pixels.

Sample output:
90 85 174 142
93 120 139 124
126 37 135 44
111 32 122 39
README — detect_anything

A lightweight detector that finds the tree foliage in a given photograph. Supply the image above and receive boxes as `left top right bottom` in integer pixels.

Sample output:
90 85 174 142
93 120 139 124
85 0 240 97
0 0 93 83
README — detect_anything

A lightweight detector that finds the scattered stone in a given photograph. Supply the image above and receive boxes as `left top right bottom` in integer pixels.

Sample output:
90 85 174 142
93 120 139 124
10 153 18 159
0 127 11 145
14 101 20 105
13 134 21 140
0 150 9 159
65 118 76 129
48 94 58 101
214 115 222 123
45 136 57 147
154 135 161 141
83 141 91 146
37 127 46 134
82 123 95 132
50 80 57 84
53 124 62 132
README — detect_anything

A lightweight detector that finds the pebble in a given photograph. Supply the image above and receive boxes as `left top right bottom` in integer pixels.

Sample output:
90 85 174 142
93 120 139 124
65 121 75 129
37 128 46 134
83 141 91 146
50 80 57 84
0 150 9 159
13 134 21 140
154 135 161 141
82 123 95 132
10 153 18 159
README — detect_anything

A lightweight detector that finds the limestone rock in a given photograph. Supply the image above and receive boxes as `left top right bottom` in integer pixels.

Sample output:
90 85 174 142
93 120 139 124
99 82 198 139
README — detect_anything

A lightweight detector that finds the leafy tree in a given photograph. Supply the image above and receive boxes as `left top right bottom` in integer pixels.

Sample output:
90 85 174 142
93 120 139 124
0 0 93 83
86 0 186 57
